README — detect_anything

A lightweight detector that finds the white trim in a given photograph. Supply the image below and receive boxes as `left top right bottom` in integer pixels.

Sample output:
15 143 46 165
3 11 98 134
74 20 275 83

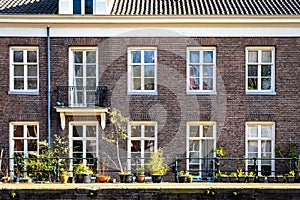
0 27 299 37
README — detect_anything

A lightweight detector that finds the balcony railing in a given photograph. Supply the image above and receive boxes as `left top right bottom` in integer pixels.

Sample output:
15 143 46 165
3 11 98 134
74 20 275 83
55 86 108 108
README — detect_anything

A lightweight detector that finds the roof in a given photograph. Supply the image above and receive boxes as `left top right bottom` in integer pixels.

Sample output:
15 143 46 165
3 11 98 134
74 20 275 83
111 0 300 15
0 0 299 15
0 0 58 14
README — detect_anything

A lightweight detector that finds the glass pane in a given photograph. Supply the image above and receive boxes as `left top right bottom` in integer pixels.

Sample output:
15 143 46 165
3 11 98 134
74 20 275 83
189 51 199 63
28 78 37 89
28 139 37 151
73 141 83 152
203 126 213 137
14 65 24 76
14 51 23 62
144 51 155 63
189 65 200 90
27 125 37 137
261 126 272 138
76 92 83 104
86 140 96 152
73 126 83 137
248 126 258 137
86 78 96 87
203 51 213 63
261 141 271 152
27 51 37 62
248 78 257 90
261 65 271 76
14 126 23 137
203 65 213 77
131 126 141 137
248 141 258 152
133 65 141 77
248 51 258 63
85 0 93 14
189 140 199 151
74 52 83 63
203 78 213 90
145 126 155 137
262 78 271 90
144 140 154 152
262 51 272 63
201 140 214 157
190 126 199 137
133 78 141 90
14 78 24 89
189 152 199 163
76 78 83 87
86 51 96 63
248 153 258 163
75 65 83 77
86 65 96 76
144 65 154 77
144 78 154 90
86 126 96 137
73 0 81 14
131 141 141 152
131 51 141 63
248 65 258 76
261 154 271 165
190 78 199 90
14 140 24 151
28 65 37 76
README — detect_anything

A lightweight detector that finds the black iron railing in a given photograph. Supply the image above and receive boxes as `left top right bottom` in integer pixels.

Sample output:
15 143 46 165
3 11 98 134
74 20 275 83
55 86 108 108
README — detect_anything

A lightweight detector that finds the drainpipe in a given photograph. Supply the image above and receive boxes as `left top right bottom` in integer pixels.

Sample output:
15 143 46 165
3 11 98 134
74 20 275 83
47 26 51 148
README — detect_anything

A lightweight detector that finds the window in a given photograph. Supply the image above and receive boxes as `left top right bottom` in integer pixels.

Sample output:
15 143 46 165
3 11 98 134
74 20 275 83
128 122 157 172
73 0 93 14
69 47 98 107
186 122 216 178
9 47 39 94
69 122 98 167
128 48 157 94
246 122 275 176
9 122 39 178
246 47 275 94
187 47 216 94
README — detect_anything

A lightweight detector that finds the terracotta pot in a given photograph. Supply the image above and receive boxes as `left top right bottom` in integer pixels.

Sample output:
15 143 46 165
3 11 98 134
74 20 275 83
60 175 69 184
97 176 110 183
136 175 145 183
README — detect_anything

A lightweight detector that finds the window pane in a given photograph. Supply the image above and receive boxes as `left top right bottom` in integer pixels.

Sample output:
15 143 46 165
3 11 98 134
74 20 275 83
75 65 83 77
27 51 37 63
189 140 199 151
74 52 83 63
145 126 155 137
203 51 213 63
144 140 154 152
248 51 258 63
86 51 96 63
144 78 154 90
14 78 24 89
261 65 271 76
248 141 258 152
201 140 214 157
86 78 96 87
144 51 155 63
190 51 199 63
86 140 96 152
14 140 24 151
144 65 154 77
73 140 83 152
190 126 199 137
261 126 272 138
27 125 37 137
133 78 141 90
203 65 213 77
133 65 141 77
261 141 271 152
131 141 141 152
86 65 96 76
14 65 24 76
203 78 213 90
248 65 258 76
262 78 271 90
73 126 83 137
248 126 258 137
248 78 257 90
131 51 141 63
14 51 23 62
131 126 141 137
262 51 272 63
203 126 213 137
86 126 96 137
28 65 37 76
28 139 37 151
85 0 93 14
28 78 37 89
14 126 23 137
73 0 81 14
189 152 199 163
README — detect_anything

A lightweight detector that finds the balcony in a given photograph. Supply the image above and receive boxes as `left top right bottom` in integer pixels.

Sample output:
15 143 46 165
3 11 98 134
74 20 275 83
54 86 109 130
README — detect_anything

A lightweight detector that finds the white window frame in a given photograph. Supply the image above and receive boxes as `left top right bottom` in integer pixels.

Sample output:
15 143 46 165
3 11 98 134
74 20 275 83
187 47 216 95
186 121 216 178
9 47 39 95
128 47 157 95
245 122 275 175
69 47 98 107
127 121 158 171
246 47 276 95
9 121 39 178
73 0 94 14
69 121 99 167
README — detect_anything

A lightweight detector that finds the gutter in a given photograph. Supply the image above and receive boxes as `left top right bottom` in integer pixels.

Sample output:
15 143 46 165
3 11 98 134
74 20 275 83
47 26 51 148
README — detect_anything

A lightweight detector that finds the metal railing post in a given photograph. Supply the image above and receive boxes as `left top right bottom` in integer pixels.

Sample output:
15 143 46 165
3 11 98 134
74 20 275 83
174 157 178 183
253 157 257 177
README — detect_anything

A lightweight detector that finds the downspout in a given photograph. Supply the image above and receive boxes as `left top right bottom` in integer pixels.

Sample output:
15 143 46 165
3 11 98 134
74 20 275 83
47 26 51 148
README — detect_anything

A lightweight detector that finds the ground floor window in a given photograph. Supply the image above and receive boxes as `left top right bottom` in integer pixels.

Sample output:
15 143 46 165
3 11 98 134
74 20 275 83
9 122 39 177
186 121 216 178
128 121 157 172
246 122 275 175
69 121 98 167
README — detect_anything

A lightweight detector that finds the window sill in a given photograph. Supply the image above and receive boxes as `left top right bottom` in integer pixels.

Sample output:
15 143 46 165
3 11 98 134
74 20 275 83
8 91 39 95
246 91 276 95
187 91 217 95
128 91 158 95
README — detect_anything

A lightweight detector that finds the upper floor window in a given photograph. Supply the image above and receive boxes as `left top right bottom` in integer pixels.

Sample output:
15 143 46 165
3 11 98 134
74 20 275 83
246 47 275 95
187 47 216 94
128 48 157 94
9 47 39 95
73 0 93 14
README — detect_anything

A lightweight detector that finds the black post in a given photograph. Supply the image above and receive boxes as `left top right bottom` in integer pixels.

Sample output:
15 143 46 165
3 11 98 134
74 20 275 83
253 157 257 177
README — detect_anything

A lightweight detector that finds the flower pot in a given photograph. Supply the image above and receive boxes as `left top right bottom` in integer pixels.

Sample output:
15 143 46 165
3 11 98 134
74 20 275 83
220 176 229 182
267 176 276 183
152 175 163 183
136 175 145 183
276 176 284 183
247 176 255 183
119 174 133 183
238 176 246 183
286 176 295 183
229 176 237 183
187 177 193 183
257 176 265 183
178 176 187 183
97 175 110 183
60 174 69 184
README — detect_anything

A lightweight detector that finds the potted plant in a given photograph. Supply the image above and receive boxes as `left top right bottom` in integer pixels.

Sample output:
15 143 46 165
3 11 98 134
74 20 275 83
60 169 70 184
267 174 276 183
136 167 145 183
178 171 188 183
22 176 32 183
219 172 229 182
119 171 134 183
74 163 93 183
146 148 169 183
229 172 237 183
187 174 193 183
96 159 110 183
237 169 246 183
286 170 295 183
257 173 266 183
247 171 255 183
